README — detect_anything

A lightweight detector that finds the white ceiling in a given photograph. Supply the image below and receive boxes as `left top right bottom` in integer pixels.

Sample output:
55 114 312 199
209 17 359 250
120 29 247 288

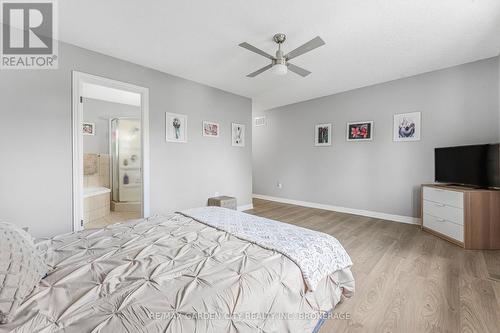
59 0 500 111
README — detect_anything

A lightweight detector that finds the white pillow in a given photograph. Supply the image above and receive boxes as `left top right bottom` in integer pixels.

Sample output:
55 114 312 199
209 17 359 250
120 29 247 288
0 222 48 324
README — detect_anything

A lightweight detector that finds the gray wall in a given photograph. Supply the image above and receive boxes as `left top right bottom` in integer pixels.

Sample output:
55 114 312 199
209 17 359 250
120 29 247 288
83 98 141 154
253 57 500 219
0 42 252 237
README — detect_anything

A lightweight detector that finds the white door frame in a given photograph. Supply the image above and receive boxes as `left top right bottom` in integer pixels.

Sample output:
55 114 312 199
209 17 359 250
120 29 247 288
72 71 150 232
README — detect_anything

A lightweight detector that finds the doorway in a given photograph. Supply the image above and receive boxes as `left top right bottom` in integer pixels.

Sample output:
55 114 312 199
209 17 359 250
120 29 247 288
72 72 150 232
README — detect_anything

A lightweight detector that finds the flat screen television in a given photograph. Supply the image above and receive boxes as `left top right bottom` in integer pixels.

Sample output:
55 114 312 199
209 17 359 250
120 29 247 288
435 144 500 188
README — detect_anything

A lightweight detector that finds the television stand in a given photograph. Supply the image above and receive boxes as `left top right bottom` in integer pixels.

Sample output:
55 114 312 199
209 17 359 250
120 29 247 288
421 184 500 249
441 183 483 189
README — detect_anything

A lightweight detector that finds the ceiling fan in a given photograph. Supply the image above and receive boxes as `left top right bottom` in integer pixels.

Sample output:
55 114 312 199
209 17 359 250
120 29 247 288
238 33 325 78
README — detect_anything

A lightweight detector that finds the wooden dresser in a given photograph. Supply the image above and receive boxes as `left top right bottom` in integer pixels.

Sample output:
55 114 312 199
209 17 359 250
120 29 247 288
421 184 500 249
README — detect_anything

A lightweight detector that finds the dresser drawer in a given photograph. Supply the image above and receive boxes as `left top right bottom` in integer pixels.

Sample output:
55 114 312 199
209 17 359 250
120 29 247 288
423 213 463 242
423 187 463 208
423 200 464 225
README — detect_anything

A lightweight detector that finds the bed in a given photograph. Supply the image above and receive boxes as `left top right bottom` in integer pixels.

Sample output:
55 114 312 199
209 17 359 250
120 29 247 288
1 207 354 332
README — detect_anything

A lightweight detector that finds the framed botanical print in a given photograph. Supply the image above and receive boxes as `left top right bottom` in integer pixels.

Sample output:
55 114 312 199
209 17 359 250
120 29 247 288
315 123 332 146
166 112 188 143
232 123 245 147
203 121 220 138
347 121 373 141
394 112 421 142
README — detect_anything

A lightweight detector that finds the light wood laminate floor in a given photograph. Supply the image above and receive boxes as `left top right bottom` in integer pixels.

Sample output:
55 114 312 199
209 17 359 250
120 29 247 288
246 198 500 333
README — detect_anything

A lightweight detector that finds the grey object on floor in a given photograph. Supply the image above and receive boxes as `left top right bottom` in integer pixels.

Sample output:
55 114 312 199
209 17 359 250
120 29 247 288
207 195 237 210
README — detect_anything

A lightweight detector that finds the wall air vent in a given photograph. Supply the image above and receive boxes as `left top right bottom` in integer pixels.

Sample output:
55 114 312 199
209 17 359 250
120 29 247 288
254 116 266 127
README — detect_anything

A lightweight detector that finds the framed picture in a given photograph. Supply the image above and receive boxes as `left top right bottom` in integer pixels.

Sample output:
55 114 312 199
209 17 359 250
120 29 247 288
394 112 421 142
166 112 188 143
231 123 245 147
82 122 95 136
315 123 332 146
347 121 373 141
203 121 220 137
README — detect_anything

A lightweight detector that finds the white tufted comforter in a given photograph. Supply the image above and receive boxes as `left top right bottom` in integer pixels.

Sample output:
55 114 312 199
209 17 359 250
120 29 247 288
181 207 353 291
1 210 354 333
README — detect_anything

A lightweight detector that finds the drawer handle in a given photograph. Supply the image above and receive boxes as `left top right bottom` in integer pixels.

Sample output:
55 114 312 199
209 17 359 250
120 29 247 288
436 218 445 222
434 203 445 207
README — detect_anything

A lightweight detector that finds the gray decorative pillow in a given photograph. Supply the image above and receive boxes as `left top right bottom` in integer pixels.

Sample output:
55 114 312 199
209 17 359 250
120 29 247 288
0 222 48 324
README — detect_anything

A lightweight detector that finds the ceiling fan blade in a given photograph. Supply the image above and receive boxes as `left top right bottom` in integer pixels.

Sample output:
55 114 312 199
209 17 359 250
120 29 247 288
239 42 275 60
287 63 311 77
246 64 273 77
285 36 325 60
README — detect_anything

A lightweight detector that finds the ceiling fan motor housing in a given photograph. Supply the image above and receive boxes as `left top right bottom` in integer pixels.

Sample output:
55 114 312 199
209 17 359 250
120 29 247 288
273 50 286 64
273 33 287 65
273 33 286 44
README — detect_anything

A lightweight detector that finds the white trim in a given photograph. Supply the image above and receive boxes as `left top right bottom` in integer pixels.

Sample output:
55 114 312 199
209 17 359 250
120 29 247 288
81 83 141 106
237 204 254 211
252 194 420 225
72 71 150 232
72 73 84 232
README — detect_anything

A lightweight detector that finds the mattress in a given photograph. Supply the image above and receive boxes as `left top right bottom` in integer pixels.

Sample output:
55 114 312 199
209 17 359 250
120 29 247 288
1 213 354 333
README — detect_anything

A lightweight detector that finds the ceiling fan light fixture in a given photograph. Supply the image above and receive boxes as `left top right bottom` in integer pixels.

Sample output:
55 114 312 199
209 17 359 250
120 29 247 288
272 63 288 75
239 34 325 78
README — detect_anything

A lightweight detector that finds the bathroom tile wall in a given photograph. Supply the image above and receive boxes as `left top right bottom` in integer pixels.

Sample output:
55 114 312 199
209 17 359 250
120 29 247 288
99 155 110 188
83 153 110 188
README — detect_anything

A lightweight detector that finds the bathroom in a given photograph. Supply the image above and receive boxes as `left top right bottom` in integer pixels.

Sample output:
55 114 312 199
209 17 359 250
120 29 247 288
82 97 142 229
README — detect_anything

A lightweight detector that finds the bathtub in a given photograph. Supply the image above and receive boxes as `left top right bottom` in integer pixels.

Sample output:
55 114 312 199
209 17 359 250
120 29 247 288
83 187 111 226
84 186 111 198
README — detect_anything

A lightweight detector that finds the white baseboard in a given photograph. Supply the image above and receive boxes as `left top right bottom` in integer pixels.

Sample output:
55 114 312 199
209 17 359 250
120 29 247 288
238 204 254 211
252 194 421 225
